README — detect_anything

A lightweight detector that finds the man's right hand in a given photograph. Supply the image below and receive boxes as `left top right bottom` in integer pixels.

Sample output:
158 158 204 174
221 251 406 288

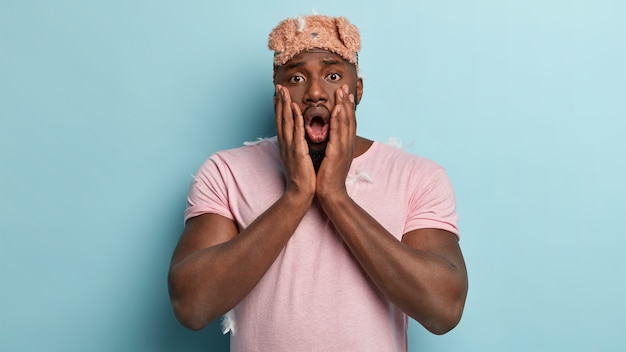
169 88 318 328
274 84 316 200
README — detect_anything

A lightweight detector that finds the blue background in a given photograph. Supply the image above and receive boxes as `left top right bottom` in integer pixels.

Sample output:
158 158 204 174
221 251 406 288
1 1 625 351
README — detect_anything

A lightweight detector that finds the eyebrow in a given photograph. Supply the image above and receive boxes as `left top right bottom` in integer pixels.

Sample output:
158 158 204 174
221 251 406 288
283 58 344 71
284 61 306 70
321 59 342 66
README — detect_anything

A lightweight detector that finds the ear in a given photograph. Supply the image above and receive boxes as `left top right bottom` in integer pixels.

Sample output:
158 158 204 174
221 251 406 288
355 77 363 105
273 65 277 84
273 69 278 107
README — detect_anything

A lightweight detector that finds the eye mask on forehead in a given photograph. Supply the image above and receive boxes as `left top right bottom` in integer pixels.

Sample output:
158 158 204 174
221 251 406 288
268 14 361 67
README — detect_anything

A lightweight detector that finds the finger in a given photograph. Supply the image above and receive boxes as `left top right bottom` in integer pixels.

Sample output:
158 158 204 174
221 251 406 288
275 85 284 144
340 85 356 138
280 86 295 146
346 93 357 137
331 86 353 143
327 88 342 144
290 102 309 155
291 102 304 140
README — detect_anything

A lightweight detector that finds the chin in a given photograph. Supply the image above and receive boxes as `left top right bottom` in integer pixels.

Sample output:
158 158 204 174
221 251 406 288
306 140 328 152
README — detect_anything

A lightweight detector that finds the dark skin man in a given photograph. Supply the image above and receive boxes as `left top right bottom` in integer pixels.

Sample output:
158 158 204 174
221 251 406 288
168 49 468 335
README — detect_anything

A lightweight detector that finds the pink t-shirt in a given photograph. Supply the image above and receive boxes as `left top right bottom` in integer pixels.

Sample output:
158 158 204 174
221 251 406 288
185 137 459 352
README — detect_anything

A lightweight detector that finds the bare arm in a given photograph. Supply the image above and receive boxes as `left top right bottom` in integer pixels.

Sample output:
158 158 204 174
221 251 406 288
317 195 468 334
168 85 315 330
168 192 311 330
316 86 468 334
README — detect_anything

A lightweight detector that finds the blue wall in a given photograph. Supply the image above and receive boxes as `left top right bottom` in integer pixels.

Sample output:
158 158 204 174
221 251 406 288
1 1 624 351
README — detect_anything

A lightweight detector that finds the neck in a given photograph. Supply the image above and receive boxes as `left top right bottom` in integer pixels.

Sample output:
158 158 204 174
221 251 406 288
305 136 373 173
353 136 374 158
309 147 325 173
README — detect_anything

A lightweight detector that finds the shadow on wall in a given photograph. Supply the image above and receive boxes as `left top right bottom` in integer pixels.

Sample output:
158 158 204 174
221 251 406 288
159 317 229 352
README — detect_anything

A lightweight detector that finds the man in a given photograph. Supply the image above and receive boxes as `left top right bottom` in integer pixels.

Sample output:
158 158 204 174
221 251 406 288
168 14 468 351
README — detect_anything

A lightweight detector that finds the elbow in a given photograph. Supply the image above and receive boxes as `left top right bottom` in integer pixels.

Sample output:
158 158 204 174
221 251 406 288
170 296 210 331
419 283 468 335
430 270 469 335
424 305 464 335
173 309 212 332
168 271 215 331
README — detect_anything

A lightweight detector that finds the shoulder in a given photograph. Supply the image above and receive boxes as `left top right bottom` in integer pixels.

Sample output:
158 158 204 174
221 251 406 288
354 141 455 195
190 137 281 186
367 140 444 173
199 137 279 168
215 137 279 160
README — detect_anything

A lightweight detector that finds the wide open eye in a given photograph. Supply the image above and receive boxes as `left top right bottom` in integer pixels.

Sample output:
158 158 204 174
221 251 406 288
289 75 305 84
327 73 342 81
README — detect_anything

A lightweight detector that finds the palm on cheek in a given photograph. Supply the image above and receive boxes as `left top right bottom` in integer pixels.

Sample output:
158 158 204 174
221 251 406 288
316 85 356 197
274 85 316 196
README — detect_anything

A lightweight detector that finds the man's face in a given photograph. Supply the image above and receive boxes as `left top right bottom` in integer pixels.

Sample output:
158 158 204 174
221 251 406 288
273 49 363 150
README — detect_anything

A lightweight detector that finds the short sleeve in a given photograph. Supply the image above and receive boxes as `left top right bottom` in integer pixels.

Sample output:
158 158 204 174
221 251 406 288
184 154 235 224
404 168 459 238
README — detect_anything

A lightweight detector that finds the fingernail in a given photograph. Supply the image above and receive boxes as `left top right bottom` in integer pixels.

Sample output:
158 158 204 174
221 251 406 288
349 94 354 103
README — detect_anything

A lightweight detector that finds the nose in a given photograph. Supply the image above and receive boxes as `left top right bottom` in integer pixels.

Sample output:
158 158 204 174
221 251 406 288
303 78 328 105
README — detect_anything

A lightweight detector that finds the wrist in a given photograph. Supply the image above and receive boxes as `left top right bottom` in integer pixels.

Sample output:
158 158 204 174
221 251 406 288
316 186 350 209
282 188 315 208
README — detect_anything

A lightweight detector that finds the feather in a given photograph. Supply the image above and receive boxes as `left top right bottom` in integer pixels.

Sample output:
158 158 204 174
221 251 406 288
296 16 306 32
221 310 236 335
347 171 374 185
386 137 403 148
357 68 367 80
243 137 271 146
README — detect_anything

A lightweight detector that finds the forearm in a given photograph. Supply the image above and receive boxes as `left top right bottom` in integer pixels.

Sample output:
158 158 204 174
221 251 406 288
169 192 313 330
317 193 467 334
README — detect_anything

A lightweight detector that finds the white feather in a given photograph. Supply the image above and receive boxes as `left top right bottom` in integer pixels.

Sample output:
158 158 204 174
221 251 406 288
385 137 415 149
221 310 236 335
346 171 374 185
357 68 367 80
386 137 403 148
243 137 271 146
296 16 306 32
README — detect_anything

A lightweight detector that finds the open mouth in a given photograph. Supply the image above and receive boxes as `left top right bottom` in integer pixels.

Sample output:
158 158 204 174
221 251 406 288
304 106 330 143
